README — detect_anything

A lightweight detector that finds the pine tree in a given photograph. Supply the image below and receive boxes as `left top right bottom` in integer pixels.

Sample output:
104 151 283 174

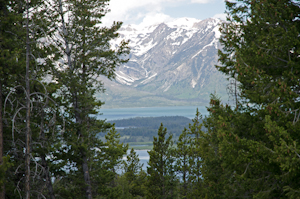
40 0 129 197
147 124 178 199
0 0 57 198
200 0 300 198
0 0 19 196
201 97 242 198
175 128 192 198
122 148 147 198
187 109 203 197
1 0 129 197
101 125 128 198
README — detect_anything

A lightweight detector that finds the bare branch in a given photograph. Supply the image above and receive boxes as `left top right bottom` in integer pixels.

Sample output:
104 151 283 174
242 162 251 176
12 107 26 145
4 85 26 114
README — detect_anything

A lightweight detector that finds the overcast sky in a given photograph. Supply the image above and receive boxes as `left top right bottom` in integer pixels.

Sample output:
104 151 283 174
102 0 226 26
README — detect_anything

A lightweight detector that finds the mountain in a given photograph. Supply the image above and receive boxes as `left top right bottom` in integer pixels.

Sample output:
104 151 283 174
98 17 229 108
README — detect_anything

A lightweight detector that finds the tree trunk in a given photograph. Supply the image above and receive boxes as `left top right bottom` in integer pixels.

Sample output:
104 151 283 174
58 0 72 70
183 155 187 197
40 111 55 199
0 84 5 199
80 24 92 199
41 154 55 199
25 0 31 198
74 96 93 199
82 153 92 199
76 111 93 199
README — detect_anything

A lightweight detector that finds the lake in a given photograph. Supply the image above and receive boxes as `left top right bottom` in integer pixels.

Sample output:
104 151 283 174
99 106 209 172
97 106 208 121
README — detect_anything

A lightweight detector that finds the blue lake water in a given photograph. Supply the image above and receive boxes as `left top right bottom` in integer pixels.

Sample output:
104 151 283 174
97 106 208 121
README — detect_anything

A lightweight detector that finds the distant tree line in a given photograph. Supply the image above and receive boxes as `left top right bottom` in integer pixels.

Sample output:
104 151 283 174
110 116 193 139
110 116 192 128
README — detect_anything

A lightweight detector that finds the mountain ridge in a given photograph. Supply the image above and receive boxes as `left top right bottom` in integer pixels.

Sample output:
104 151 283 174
98 17 229 108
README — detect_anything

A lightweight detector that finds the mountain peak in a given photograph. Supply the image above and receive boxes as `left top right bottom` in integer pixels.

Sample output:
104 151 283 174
103 17 227 107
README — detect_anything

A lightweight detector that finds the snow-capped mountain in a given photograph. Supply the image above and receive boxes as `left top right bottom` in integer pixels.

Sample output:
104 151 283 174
100 17 228 108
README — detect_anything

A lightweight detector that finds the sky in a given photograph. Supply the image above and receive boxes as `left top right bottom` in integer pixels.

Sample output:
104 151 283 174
102 0 227 27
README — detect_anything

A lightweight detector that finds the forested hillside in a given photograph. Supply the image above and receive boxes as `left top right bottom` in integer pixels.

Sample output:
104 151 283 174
1 0 299 199
107 116 192 142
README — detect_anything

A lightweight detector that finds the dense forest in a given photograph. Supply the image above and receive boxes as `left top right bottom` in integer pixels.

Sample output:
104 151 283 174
1 0 300 199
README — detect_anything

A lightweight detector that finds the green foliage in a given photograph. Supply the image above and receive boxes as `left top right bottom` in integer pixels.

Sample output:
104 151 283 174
185 109 205 198
0 0 60 198
147 123 179 199
0 156 12 190
92 126 128 198
218 0 300 107
1 0 130 198
174 109 205 198
198 0 300 198
41 0 130 197
175 128 192 198
117 148 147 199
103 126 128 175
124 148 143 182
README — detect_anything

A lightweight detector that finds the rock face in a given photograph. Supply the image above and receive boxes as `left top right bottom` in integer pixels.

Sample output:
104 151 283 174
99 18 229 108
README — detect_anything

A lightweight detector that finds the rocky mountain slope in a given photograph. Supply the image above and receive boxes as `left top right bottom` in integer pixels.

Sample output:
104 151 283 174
98 17 229 108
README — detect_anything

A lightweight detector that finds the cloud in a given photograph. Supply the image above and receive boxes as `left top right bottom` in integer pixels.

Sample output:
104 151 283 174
138 13 174 27
102 0 213 26
191 0 212 3
102 0 171 25
213 13 227 21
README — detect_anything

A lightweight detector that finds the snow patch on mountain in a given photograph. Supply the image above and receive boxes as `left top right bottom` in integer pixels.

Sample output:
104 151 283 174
134 40 158 56
192 36 220 59
191 79 197 88
115 71 139 85
140 73 157 84
213 25 221 38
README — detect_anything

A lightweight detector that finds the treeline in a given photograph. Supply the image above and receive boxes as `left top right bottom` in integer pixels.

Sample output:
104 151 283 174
110 116 193 139
110 116 192 128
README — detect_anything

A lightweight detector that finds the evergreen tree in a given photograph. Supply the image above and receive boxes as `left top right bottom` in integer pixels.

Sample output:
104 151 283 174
122 148 147 198
0 0 20 196
0 0 57 198
200 0 300 198
1 0 129 198
186 109 203 197
175 128 192 198
147 124 178 199
39 0 130 198
201 97 240 198
100 126 128 198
